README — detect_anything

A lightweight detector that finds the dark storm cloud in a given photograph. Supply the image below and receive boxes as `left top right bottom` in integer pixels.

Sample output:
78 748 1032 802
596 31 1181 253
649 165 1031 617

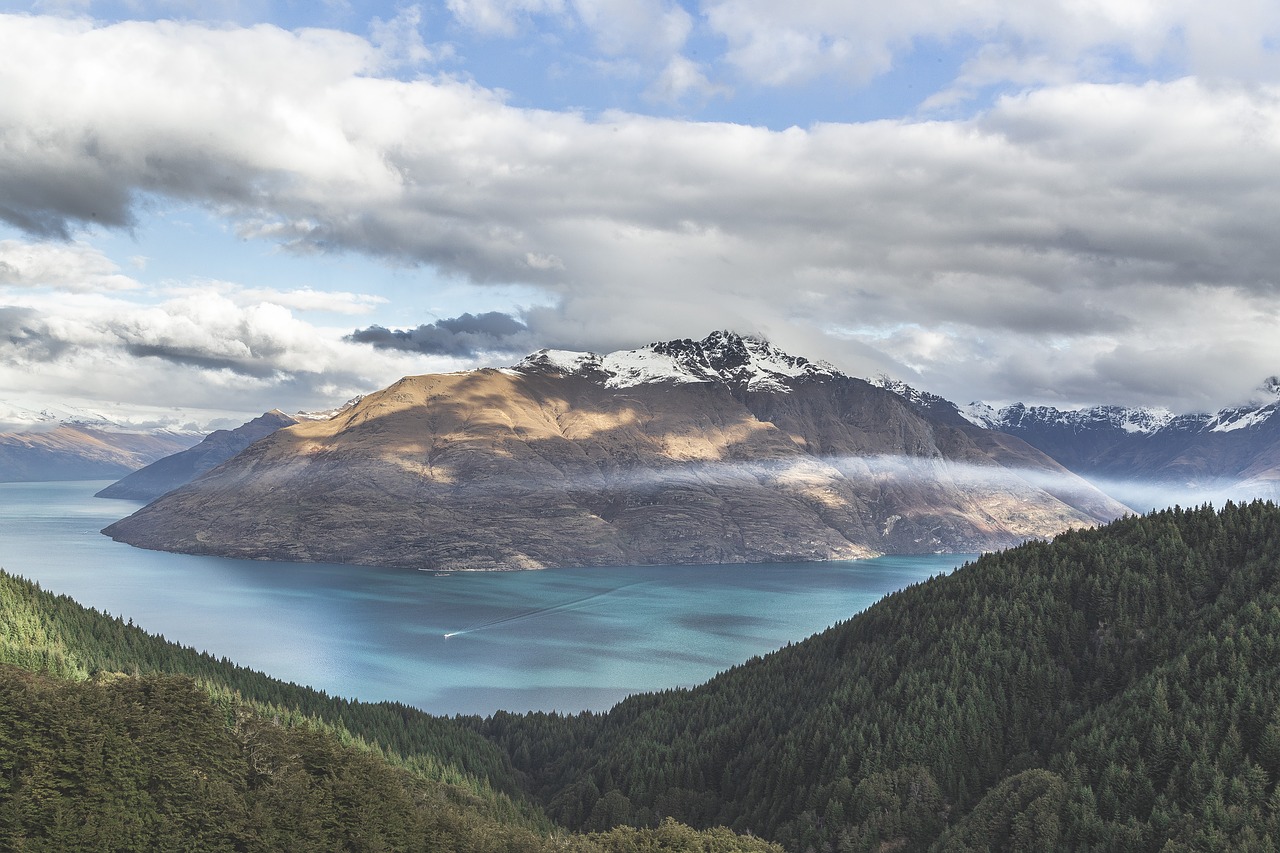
347 312 536 357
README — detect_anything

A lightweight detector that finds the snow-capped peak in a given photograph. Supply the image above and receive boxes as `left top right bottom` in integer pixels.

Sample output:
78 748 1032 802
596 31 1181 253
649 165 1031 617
513 331 844 392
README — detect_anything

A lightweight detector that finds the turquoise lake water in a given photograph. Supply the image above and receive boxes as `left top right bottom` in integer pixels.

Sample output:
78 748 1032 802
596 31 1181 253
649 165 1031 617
0 480 973 716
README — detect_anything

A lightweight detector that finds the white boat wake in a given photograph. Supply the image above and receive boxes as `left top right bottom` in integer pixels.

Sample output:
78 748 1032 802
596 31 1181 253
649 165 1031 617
443 581 646 638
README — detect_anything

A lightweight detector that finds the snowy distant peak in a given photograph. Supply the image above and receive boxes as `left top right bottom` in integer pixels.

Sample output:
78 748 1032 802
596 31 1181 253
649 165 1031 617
1197 377 1280 433
957 402 998 429
960 397 1280 437
0 402 118 431
0 401 203 435
513 331 845 392
1205 400 1280 434
962 402 1177 435
1249 373 1280 397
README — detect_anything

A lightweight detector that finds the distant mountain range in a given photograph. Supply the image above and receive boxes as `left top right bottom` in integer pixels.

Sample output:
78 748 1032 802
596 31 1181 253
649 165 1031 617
873 376 1280 510
0 402 201 483
94 410 302 501
93 398 363 501
103 332 1124 570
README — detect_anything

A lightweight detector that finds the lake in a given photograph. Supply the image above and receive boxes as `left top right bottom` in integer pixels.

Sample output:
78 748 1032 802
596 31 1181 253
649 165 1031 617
0 480 973 716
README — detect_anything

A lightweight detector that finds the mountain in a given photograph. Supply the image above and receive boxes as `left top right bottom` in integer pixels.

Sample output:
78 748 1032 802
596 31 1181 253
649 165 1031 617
0 403 200 482
103 332 1126 570
95 398 365 501
947 378 1280 510
95 410 301 501
474 501 1280 851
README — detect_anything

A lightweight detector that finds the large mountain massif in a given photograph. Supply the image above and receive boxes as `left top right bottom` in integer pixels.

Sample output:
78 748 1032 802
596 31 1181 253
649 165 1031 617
103 332 1124 570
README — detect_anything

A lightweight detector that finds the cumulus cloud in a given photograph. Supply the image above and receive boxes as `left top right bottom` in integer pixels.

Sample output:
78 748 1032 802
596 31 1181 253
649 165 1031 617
446 0 699 95
0 239 142 292
4 16 1280 411
0 287 470 422
348 311 537 356
368 4 451 69
448 0 691 57
645 55 728 105
702 0 1280 91
571 0 692 58
236 287 388 315
445 0 565 37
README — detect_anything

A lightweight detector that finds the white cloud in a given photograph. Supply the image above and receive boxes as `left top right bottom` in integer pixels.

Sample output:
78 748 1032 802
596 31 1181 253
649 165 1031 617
525 252 565 270
0 281 466 420
702 0 1280 91
236 286 389 315
445 0 566 36
4 16 1280 412
0 239 142 292
570 0 692 58
369 4 452 69
645 54 728 104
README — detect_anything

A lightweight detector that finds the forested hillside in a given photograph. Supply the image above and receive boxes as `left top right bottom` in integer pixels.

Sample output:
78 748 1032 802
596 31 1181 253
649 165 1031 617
0 570 779 852
472 502 1280 851
12 502 1280 850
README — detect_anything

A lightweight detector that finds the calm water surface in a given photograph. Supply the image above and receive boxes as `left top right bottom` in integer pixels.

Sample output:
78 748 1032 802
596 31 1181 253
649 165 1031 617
0 481 973 716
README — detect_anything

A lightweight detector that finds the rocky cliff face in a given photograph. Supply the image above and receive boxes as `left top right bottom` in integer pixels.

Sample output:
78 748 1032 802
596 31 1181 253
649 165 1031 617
103 333 1127 570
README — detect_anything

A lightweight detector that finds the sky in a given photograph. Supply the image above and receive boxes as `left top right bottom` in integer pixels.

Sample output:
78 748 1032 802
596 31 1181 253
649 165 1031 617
2 1 1280 429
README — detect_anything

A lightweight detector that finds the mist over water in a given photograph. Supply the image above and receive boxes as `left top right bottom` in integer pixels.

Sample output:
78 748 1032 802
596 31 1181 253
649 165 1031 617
0 481 971 716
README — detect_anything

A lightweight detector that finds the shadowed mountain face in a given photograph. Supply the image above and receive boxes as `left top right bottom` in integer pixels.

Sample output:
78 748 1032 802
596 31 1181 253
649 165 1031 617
104 334 1127 570
96 410 300 501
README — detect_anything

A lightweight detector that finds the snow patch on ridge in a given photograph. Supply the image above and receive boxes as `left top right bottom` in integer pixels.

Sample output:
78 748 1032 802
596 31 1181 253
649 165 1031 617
1113 407 1176 434
958 402 998 428
513 331 845 392
1207 406 1278 433
600 349 704 387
